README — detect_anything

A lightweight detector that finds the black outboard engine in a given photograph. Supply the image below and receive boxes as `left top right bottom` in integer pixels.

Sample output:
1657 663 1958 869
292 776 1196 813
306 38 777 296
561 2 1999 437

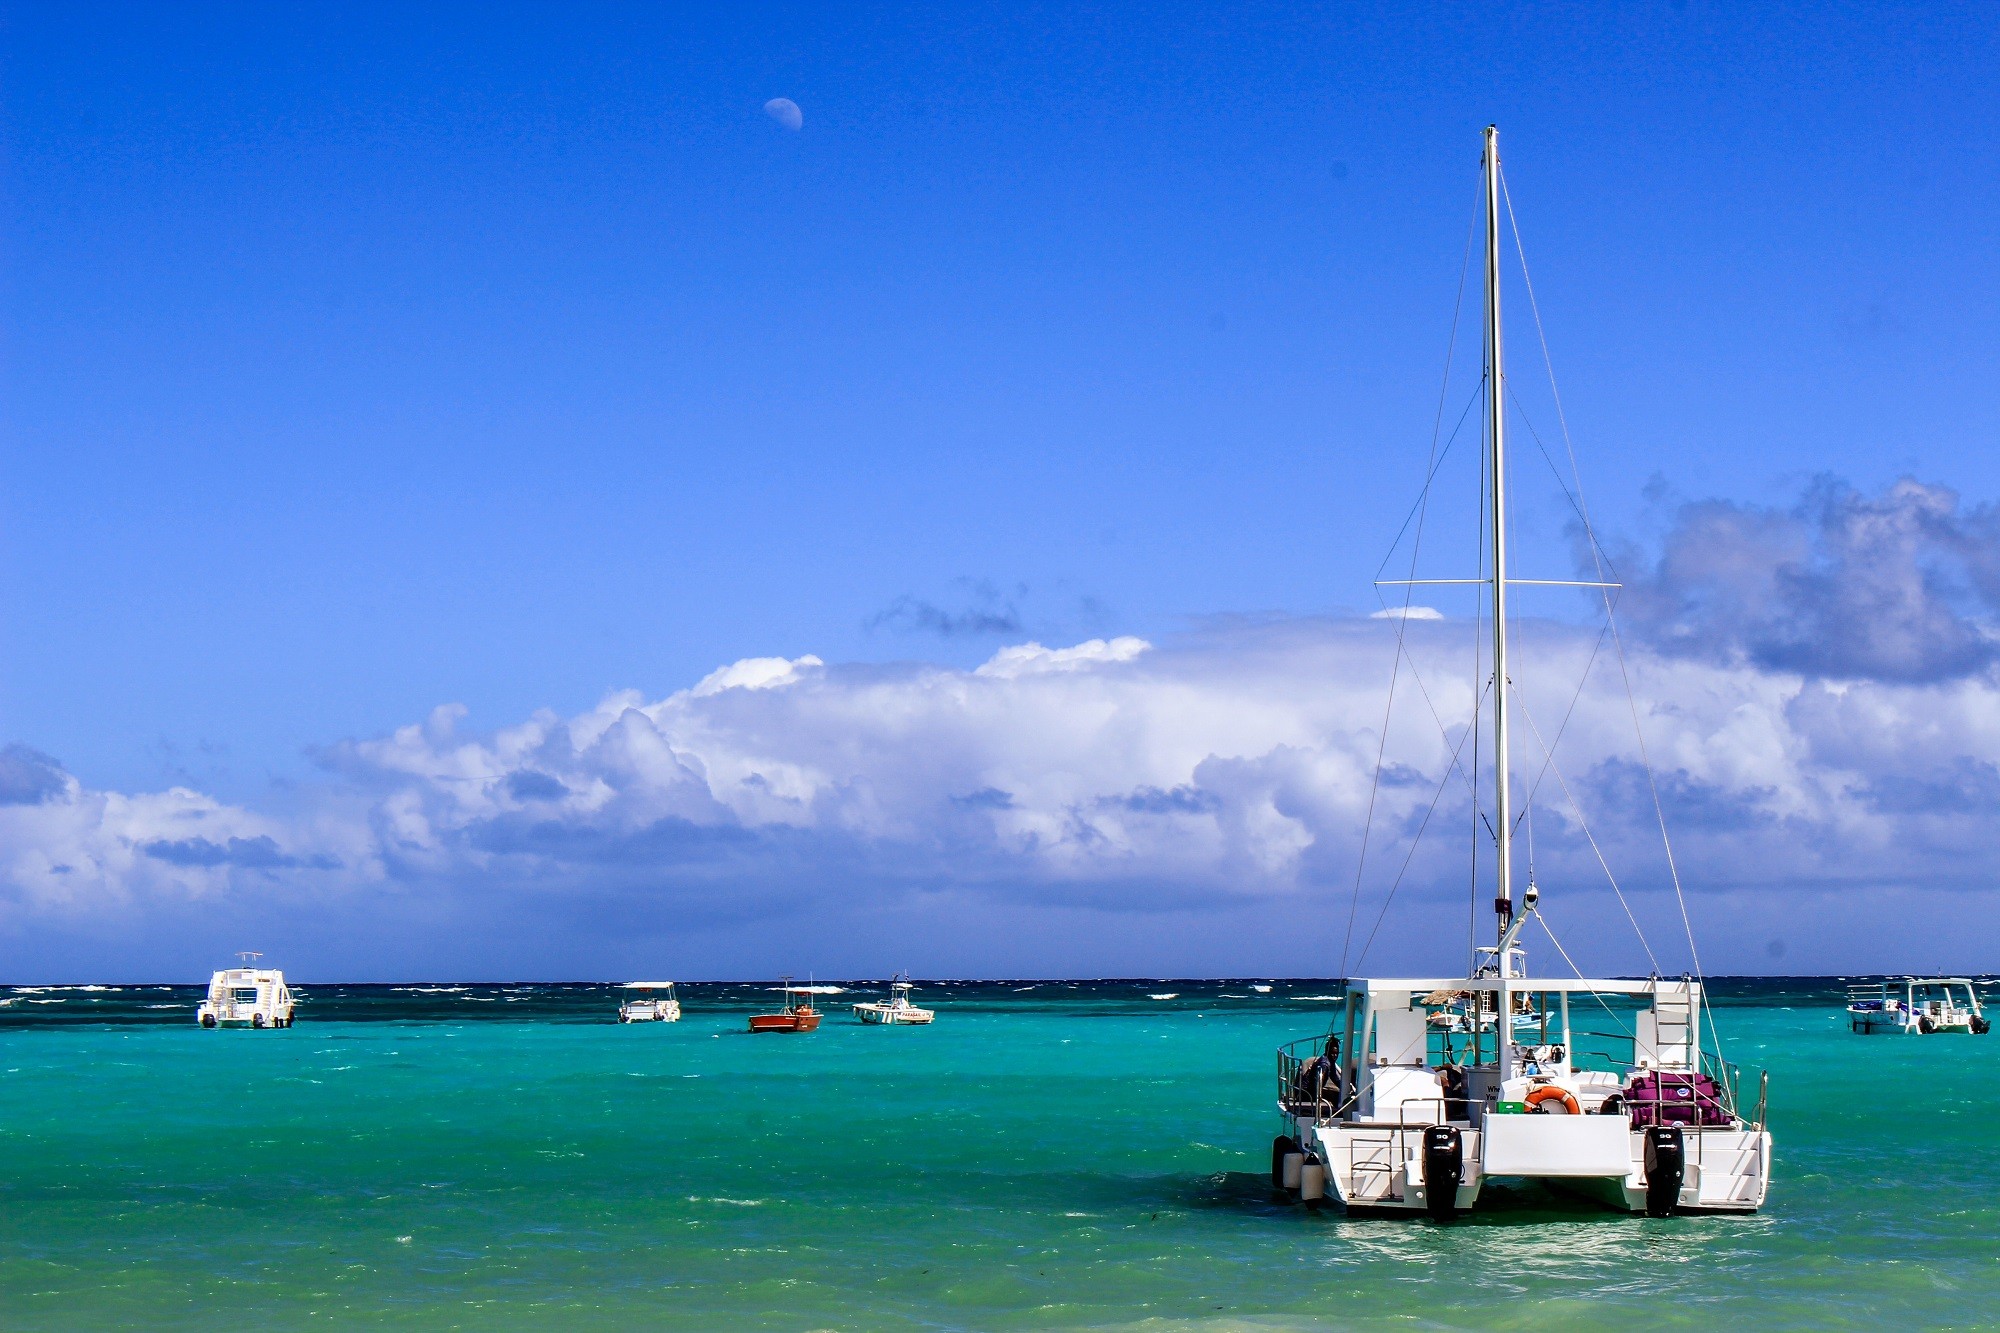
1422 1125 1463 1219
1643 1125 1685 1217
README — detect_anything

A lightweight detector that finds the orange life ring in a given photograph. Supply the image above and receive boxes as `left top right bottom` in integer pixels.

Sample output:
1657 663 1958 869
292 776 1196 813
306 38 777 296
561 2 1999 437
1524 1084 1581 1116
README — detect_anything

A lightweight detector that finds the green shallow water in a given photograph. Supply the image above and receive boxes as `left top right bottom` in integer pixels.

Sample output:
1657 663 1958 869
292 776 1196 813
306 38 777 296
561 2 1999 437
0 978 1993 1330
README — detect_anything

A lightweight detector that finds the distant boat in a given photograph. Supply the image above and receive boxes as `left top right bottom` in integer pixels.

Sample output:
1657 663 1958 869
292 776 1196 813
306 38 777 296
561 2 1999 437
1847 978 1989 1035
618 981 682 1023
852 974 934 1025
749 977 822 1033
196 953 296 1029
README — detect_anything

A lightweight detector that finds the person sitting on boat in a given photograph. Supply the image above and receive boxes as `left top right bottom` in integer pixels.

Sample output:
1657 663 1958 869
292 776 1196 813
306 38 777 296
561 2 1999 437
1290 1036 1343 1112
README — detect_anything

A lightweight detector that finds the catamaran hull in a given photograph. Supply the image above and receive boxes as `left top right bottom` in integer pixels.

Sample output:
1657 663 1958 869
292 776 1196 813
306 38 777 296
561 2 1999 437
1847 1012 1978 1035
1299 1119 1771 1215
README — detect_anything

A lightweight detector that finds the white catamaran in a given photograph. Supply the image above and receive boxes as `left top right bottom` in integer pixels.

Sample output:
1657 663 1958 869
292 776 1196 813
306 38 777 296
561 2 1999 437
1846 977 1989 1035
852 974 935 1025
1271 127 1771 1218
196 952 297 1029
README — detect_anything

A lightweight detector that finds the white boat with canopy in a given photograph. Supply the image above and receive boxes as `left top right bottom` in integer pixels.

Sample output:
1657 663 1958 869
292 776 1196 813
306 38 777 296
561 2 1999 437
618 982 682 1023
1270 126 1771 1218
853 974 935 1025
1847 977 1988 1035
197 953 296 1029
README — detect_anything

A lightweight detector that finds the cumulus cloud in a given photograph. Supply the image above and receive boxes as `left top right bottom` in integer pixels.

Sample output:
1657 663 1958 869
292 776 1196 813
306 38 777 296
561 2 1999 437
1614 476 2000 682
0 744 68 805
9 476 2000 976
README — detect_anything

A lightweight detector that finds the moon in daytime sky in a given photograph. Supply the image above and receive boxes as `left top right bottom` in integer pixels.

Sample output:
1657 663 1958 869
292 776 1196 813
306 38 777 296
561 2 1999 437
764 98 803 130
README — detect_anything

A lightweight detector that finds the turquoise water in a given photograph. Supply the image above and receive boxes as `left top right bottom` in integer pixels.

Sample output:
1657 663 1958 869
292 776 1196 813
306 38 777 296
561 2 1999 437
0 979 1994 1330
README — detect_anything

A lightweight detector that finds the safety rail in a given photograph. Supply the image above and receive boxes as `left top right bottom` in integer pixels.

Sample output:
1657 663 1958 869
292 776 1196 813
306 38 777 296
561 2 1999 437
1276 1035 1355 1124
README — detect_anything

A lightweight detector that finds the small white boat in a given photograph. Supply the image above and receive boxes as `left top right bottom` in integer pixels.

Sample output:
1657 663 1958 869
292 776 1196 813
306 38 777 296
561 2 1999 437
852 974 935 1025
197 953 296 1029
1847 978 1989 1035
618 981 682 1023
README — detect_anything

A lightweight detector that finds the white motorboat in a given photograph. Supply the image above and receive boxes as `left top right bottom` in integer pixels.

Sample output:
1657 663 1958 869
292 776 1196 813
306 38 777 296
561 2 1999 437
1268 127 1771 1219
852 974 934 1025
618 981 682 1023
197 953 296 1029
1847 978 1988 1035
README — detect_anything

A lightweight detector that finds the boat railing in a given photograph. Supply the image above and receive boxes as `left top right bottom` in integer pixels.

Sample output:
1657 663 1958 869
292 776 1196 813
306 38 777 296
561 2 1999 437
1700 1049 1741 1119
1276 1035 1357 1124
1566 1027 1637 1076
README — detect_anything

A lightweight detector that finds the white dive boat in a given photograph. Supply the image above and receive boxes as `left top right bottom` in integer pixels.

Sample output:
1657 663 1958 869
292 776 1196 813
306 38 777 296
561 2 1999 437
197 953 296 1029
617 981 682 1023
852 974 935 1025
1847 978 1989 1035
1269 127 1771 1219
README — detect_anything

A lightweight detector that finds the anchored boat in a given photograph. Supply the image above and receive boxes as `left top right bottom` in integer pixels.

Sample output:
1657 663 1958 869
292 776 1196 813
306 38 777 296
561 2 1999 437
1847 977 1989 1034
852 974 935 1025
618 981 682 1023
196 953 296 1029
748 977 823 1033
1269 126 1771 1218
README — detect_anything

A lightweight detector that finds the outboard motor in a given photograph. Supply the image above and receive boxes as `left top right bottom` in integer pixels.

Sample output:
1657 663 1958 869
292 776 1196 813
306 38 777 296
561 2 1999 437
1643 1125 1685 1217
1422 1125 1463 1219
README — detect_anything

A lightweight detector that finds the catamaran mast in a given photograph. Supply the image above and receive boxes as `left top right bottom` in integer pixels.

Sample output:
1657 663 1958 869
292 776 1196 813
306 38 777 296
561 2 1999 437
1482 125 1521 1079
1483 125 1514 960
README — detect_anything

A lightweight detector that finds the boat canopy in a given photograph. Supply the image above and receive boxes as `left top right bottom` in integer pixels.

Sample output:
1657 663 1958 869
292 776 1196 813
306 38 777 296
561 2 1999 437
623 981 676 989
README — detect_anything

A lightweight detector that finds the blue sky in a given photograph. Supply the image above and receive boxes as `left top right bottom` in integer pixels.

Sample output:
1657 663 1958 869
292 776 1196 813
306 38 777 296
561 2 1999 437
3 4 1999 978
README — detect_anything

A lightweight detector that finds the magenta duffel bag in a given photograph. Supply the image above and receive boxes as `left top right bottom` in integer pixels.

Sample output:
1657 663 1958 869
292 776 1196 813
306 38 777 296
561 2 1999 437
1625 1071 1731 1127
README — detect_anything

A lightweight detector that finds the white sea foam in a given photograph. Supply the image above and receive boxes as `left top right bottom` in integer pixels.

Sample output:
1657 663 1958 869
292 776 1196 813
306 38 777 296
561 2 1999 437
782 985 844 994
1291 995 1343 1002
1148 993 1179 1000
1251 984 1273 993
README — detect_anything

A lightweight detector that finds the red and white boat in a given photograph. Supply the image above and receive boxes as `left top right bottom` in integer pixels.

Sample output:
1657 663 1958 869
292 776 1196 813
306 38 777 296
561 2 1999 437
748 977 822 1034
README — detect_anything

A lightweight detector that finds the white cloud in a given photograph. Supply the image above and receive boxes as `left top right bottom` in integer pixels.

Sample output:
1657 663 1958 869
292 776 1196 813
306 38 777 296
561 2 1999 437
7 611 2000 975
973 636 1151 678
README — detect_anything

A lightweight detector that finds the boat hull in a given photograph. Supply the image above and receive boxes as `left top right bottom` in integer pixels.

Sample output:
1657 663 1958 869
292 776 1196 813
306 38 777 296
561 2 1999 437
748 1011 822 1033
853 1003 934 1025
1294 1115 1771 1216
1848 1010 1978 1035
